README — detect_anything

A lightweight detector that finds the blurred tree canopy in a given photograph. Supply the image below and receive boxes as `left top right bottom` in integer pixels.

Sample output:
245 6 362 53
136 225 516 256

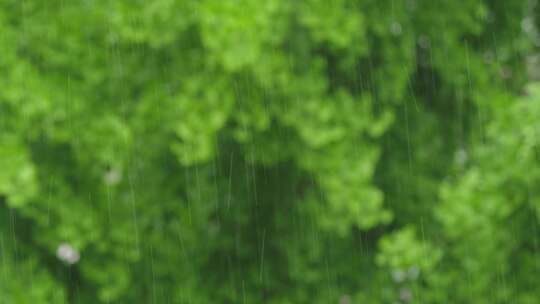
1 0 539 303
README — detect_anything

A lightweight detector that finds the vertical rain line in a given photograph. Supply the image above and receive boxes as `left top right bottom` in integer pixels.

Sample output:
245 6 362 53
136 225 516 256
259 229 266 284
128 170 140 253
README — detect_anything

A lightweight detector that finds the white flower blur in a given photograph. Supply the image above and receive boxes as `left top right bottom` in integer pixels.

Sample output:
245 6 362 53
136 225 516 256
56 243 80 265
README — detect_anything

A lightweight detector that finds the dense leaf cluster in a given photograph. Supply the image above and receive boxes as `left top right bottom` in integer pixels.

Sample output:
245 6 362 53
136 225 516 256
0 0 538 303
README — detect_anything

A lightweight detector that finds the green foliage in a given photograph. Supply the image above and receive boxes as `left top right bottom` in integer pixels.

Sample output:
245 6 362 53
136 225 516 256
0 0 538 303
